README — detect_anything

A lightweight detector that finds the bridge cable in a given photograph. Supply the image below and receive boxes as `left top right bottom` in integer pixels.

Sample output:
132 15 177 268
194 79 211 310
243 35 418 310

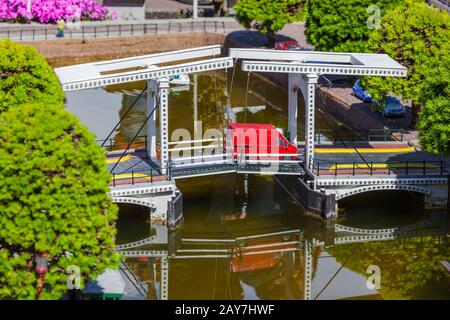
228 59 237 107
317 104 371 169
109 94 160 174
117 157 144 175
101 83 148 148
243 71 251 123
313 252 354 300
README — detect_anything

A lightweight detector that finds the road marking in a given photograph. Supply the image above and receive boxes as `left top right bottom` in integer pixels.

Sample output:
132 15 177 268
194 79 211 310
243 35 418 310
105 154 132 164
328 163 440 170
315 146 415 154
111 173 152 180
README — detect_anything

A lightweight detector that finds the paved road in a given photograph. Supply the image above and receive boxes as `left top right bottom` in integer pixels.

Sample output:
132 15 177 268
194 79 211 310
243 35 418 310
105 141 449 185
313 144 448 176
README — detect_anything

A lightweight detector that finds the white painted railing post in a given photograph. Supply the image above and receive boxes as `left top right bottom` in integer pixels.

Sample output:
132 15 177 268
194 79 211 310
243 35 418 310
159 78 170 175
147 80 158 158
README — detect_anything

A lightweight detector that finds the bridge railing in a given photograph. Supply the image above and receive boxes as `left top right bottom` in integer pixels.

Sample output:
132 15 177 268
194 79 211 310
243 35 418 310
170 152 303 166
0 20 228 41
312 160 447 176
110 168 163 187
300 128 405 144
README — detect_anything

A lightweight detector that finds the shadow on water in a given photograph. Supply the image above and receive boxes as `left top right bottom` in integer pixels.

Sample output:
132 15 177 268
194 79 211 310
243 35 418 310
116 203 152 245
337 190 426 228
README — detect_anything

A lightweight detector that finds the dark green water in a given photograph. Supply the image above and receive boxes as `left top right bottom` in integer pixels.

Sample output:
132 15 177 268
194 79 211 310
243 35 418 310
66 69 450 300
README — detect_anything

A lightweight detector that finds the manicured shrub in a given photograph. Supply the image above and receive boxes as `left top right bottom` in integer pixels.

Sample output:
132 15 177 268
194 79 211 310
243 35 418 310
0 103 120 299
0 39 64 112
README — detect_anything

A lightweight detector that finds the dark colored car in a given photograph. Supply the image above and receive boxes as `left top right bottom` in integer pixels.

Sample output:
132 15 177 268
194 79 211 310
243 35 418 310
376 96 406 117
352 79 372 103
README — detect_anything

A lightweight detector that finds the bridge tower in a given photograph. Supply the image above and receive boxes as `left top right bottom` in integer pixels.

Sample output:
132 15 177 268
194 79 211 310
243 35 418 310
227 48 447 219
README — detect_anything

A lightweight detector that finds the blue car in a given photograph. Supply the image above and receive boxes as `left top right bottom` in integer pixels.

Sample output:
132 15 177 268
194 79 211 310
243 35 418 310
377 96 406 117
352 79 372 103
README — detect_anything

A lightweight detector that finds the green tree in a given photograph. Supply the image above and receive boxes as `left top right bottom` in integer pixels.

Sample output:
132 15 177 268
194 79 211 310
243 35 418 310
0 103 120 299
305 0 404 52
0 39 64 113
362 0 450 131
416 58 450 155
234 0 306 46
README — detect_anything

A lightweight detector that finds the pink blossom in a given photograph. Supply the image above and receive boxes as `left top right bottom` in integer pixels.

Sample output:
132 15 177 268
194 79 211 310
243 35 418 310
0 0 117 23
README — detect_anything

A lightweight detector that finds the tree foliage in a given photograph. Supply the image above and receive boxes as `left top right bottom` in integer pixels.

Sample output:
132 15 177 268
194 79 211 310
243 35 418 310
305 0 404 52
361 0 450 149
0 39 64 113
416 58 450 155
0 103 120 299
234 0 305 45
328 235 450 299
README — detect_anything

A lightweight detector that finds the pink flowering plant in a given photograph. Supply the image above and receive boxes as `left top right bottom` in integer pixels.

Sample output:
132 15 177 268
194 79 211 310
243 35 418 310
0 0 118 24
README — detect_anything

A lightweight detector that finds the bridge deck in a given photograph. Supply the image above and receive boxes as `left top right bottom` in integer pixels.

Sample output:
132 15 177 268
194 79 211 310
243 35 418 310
106 148 306 185
105 143 448 186
312 143 448 176
107 149 166 186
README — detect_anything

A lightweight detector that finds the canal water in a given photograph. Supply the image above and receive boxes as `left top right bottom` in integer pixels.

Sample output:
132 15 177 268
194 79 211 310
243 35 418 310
66 69 450 300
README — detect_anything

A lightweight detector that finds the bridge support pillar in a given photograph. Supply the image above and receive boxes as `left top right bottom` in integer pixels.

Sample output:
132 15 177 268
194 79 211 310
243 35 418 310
299 74 318 170
110 180 184 236
158 78 170 175
288 73 299 145
424 183 448 209
147 80 158 159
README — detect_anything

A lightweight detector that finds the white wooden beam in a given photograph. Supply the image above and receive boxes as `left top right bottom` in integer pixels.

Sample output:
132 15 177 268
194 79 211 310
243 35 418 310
241 60 406 77
56 45 221 77
59 57 233 92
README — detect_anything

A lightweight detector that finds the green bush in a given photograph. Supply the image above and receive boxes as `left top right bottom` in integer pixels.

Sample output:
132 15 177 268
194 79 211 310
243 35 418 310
0 39 64 112
305 0 404 52
417 58 450 155
0 103 120 299
361 0 450 138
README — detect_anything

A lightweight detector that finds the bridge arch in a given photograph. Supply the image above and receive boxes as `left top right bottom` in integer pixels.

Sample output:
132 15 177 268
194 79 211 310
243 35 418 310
112 196 156 210
335 184 431 201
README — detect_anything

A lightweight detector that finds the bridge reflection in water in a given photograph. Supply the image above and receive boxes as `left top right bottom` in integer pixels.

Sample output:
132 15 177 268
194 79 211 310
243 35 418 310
115 175 450 300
